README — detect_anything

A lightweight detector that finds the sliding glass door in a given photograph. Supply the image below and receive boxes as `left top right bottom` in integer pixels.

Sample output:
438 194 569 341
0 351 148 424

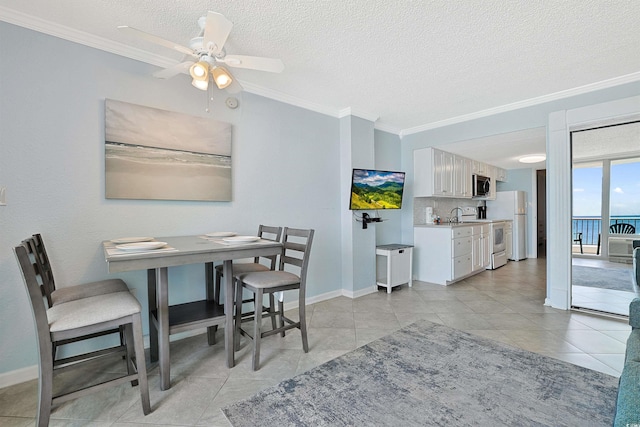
572 162 603 256
571 121 640 316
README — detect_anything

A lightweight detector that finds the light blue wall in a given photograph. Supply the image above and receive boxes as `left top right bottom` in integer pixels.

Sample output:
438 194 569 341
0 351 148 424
497 169 533 192
347 116 377 293
399 81 640 247
374 130 403 245
0 22 343 374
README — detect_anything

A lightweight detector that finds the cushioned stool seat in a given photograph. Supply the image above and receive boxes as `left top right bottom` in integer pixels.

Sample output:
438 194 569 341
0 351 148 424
239 271 301 289
51 278 129 305
48 291 142 332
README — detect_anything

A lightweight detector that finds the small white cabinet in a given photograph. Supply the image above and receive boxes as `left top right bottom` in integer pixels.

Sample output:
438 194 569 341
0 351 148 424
376 244 413 293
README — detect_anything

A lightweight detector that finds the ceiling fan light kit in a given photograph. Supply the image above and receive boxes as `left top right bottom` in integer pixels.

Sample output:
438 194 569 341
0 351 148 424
191 78 208 90
189 61 209 79
119 11 284 95
211 66 232 89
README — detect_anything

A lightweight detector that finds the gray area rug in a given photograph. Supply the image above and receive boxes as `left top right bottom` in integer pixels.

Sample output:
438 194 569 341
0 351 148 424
573 265 636 292
222 320 619 426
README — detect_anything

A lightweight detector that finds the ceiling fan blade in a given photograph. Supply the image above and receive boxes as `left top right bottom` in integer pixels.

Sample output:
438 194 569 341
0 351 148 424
223 55 284 73
118 25 194 56
202 12 233 55
152 61 194 79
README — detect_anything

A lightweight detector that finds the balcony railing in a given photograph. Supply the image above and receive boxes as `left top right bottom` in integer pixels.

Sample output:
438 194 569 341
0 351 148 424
572 216 640 246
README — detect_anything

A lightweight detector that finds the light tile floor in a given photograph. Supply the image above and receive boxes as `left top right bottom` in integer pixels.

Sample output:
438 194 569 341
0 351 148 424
0 258 632 426
572 256 639 315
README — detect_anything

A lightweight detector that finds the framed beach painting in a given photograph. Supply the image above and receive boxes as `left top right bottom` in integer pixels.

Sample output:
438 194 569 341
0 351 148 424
105 99 232 201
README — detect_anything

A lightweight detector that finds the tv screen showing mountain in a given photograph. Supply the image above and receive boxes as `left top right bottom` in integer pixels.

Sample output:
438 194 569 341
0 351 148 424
349 169 405 210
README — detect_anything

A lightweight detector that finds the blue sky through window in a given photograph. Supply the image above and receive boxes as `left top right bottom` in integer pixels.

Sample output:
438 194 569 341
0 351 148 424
573 160 640 216
573 166 602 216
610 160 640 215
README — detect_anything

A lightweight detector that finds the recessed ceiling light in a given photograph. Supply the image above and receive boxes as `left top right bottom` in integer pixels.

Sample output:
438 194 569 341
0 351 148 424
519 154 546 164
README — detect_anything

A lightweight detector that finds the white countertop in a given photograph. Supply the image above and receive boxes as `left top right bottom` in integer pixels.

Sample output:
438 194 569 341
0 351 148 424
415 218 511 228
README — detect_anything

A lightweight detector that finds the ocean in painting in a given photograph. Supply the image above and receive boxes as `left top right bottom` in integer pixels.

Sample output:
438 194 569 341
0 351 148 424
105 142 231 201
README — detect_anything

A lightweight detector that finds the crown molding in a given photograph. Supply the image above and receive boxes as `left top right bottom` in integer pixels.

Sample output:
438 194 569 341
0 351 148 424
239 81 342 118
0 6 176 69
400 71 640 137
337 107 379 123
3 6 639 138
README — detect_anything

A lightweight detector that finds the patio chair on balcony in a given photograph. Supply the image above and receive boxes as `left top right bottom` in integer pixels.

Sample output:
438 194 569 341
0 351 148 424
596 223 636 255
573 232 583 254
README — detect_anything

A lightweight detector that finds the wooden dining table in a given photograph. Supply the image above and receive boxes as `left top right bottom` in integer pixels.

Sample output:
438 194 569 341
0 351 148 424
102 235 283 390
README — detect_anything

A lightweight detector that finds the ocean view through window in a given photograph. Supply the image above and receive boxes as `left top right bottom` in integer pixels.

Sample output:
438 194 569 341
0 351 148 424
573 157 640 250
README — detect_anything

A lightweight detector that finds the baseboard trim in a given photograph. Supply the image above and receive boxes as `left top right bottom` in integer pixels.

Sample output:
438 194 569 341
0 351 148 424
342 286 378 299
1 288 375 389
0 364 38 389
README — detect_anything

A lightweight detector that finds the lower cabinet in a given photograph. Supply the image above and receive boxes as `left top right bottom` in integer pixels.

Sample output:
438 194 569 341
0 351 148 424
472 224 491 272
414 225 475 285
505 221 513 260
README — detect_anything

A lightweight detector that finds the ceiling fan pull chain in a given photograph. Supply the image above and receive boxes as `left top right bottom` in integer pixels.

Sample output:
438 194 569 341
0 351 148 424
205 75 214 113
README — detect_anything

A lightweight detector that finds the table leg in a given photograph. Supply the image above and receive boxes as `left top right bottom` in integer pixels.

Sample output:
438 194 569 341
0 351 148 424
205 262 217 345
157 267 171 390
146 269 158 363
223 259 235 368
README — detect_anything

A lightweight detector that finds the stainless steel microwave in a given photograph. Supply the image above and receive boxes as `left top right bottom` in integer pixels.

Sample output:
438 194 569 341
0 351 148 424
472 174 491 197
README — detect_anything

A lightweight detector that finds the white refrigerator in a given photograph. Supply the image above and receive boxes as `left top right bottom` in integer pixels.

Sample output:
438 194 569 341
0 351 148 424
487 190 527 261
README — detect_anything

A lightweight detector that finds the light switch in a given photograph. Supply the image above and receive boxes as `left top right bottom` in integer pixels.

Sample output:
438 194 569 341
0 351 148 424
0 187 6 206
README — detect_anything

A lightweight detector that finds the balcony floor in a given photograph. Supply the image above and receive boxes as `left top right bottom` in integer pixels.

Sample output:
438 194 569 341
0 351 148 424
571 256 638 316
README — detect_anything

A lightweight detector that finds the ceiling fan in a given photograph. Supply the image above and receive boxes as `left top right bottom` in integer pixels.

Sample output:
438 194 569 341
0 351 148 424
118 11 284 93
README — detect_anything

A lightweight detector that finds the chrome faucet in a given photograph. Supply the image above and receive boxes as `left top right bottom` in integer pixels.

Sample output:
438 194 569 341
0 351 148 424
449 207 463 223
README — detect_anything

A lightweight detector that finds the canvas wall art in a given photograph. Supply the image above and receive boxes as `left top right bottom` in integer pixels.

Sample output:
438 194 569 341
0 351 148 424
105 99 232 201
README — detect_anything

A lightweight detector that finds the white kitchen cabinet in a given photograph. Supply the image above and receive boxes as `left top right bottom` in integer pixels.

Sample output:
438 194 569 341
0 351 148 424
471 224 491 272
486 165 497 200
472 160 492 176
434 149 454 196
414 225 474 285
414 147 454 197
496 167 508 182
504 221 513 260
453 156 472 198
414 147 500 200
482 228 491 267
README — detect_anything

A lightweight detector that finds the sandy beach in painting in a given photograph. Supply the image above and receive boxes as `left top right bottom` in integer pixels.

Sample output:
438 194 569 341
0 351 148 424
106 143 231 201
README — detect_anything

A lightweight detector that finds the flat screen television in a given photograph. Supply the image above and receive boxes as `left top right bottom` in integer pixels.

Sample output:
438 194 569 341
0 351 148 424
349 169 406 210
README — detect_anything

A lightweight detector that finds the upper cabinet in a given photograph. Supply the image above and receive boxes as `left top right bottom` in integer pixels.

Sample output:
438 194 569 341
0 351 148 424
414 147 506 199
472 160 488 176
415 147 453 197
453 155 472 198
496 167 507 181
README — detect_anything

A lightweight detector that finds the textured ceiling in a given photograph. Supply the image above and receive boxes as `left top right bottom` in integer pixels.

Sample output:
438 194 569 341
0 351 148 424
1 0 639 145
